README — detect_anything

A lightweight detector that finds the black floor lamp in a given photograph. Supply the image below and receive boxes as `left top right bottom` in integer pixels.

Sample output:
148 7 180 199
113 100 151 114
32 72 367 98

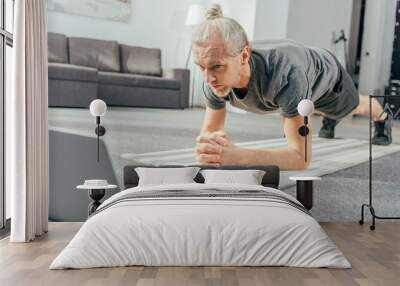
89 99 107 162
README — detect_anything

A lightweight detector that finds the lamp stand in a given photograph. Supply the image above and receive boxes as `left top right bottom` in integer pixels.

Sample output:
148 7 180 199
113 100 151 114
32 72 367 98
94 116 106 162
185 44 192 69
185 44 197 108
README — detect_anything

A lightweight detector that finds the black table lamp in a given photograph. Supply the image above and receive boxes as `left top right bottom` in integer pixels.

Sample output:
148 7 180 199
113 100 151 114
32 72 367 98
89 99 107 162
297 99 314 162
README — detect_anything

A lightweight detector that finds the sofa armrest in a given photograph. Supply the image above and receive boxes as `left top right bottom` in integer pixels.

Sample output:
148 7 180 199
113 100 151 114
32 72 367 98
163 68 190 108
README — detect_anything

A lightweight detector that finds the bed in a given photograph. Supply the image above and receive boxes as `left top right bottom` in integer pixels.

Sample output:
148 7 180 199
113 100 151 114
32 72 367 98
50 165 350 269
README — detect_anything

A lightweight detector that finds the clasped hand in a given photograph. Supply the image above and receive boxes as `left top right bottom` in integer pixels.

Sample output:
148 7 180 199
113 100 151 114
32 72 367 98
195 131 241 166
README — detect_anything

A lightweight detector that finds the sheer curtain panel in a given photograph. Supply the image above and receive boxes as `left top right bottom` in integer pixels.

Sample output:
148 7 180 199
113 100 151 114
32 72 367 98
8 0 49 242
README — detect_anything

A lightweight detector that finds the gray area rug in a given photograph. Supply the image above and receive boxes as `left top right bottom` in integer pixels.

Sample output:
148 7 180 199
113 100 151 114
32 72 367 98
283 151 400 222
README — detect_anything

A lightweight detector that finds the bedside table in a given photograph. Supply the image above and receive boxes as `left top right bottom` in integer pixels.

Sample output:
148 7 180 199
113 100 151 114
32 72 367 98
77 181 118 216
289 176 321 210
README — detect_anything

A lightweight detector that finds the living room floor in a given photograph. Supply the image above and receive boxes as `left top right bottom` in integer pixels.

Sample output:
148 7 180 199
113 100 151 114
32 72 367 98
49 106 394 150
1 221 399 286
49 106 400 174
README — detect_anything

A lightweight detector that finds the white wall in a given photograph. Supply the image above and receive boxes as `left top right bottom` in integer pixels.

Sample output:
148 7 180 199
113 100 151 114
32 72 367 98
358 0 396 94
209 0 257 40
286 0 353 64
253 0 289 41
251 0 353 64
380 1 397 89
47 0 204 68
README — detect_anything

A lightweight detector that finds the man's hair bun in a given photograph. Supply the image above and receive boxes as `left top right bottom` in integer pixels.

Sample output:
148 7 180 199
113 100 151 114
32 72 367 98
205 3 223 20
192 3 249 57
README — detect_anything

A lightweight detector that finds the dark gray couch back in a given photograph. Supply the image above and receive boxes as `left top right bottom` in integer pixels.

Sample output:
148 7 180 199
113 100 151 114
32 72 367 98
48 32 68 64
120 44 162 76
47 33 164 76
68 37 121 72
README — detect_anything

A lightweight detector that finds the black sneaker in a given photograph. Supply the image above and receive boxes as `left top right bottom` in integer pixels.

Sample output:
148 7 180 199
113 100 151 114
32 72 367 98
372 115 393 145
318 117 338 139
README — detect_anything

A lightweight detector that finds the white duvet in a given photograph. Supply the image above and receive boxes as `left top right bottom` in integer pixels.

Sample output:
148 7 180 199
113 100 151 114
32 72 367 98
50 183 351 269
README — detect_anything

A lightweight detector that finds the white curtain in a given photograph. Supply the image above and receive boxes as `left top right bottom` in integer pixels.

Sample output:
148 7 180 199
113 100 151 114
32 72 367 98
8 0 49 242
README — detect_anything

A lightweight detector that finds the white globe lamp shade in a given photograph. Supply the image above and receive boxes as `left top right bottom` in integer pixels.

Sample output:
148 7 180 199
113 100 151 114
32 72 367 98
185 4 205 26
297 99 314 116
89 99 107 117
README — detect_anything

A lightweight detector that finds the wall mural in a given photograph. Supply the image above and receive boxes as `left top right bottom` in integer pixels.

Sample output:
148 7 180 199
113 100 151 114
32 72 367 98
48 0 131 23
46 2 400 224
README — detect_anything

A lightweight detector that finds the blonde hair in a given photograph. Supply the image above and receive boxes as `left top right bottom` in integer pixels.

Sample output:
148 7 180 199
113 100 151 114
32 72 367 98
192 4 249 56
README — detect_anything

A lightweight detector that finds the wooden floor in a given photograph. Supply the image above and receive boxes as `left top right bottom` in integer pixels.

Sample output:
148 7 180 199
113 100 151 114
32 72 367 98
0 222 399 286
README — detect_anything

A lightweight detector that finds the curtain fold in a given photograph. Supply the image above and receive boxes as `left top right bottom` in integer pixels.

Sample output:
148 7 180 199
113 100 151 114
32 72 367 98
9 0 49 242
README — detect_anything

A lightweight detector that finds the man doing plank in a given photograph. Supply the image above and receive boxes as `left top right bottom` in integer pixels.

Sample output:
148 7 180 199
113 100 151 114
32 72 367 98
193 4 392 170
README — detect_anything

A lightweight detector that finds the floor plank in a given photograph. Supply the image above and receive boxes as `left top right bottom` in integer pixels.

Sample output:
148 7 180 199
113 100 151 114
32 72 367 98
0 222 399 286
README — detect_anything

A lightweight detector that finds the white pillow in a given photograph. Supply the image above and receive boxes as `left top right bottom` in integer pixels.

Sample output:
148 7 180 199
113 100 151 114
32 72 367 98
135 167 200 186
200 169 266 185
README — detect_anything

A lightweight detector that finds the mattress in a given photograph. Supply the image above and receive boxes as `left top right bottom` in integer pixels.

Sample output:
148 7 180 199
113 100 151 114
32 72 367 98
50 183 351 269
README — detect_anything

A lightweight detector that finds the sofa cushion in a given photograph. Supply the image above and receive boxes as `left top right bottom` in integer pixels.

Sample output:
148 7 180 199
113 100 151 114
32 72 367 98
120 45 162 76
69 37 120 72
48 63 98 82
48 32 68 64
98 72 180 90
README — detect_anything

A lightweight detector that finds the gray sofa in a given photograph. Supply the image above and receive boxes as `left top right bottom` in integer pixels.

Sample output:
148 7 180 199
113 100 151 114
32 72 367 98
48 32 190 109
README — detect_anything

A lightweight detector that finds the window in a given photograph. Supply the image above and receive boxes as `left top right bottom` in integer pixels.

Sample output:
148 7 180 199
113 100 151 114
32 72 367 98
0 0 14 231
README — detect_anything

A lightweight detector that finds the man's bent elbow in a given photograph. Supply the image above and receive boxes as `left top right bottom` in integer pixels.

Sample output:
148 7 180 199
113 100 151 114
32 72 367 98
293 152 311 170
299 160 310 170
282 157 310 171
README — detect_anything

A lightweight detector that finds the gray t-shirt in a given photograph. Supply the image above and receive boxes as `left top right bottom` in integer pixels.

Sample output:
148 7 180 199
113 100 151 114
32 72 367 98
203 40 340 117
